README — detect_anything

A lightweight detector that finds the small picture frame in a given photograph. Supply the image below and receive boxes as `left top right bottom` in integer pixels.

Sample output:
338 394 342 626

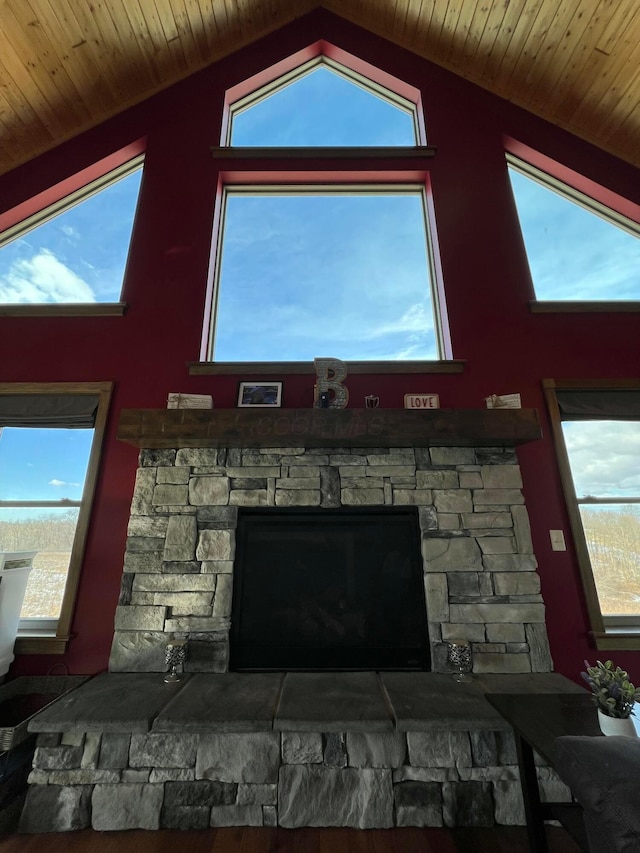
237 382 283 408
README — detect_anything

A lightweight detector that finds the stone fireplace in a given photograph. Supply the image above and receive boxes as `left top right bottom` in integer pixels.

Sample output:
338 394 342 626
21 411 572 834
110 438 552 676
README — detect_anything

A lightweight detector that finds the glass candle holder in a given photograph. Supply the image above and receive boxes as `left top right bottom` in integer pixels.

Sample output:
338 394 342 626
164 639 187 683
446 639 473 683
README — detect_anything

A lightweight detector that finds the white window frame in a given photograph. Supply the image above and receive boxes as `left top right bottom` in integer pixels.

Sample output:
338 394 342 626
226 55 421 147
0 156 144 252
206 183 443 363
201 56 452 368
507 154 640 310
0 156 143 315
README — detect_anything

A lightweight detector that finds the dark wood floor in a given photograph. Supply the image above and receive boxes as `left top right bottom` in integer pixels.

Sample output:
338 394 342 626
0 826 582 853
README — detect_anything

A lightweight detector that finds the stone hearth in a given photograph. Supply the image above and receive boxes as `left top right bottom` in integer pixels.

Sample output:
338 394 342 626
20 671 579 832
110 444 552 676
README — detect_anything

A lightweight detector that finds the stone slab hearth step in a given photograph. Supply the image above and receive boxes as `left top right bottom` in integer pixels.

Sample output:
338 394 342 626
274 673 394 732
380 673 582 732
152 673 284 732
381 673 508 732
27 673 189 733
25 672 585 736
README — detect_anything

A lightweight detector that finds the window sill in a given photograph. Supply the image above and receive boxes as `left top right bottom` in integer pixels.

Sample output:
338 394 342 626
14 633 70 655
210 145 437 161
530 300 640 313
188 360 465 375
0 303 127 317
592 630 640 651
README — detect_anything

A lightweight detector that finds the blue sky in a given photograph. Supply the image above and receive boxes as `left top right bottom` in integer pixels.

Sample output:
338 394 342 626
214 190 436 361
216 66 436 362
1 63 639 507
231 65 415 146
508 169 640 301
0 428 92 527
0 169 141 303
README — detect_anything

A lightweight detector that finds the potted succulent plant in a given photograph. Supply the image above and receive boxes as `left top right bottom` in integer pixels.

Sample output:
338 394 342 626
581 659 640 737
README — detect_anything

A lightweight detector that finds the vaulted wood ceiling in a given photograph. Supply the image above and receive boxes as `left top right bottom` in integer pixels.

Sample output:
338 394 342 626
0 0 638 178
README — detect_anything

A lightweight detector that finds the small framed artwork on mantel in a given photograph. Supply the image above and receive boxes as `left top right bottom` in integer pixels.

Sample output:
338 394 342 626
237 382 283 408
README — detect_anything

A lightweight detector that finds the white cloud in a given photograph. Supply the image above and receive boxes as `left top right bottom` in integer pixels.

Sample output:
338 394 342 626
49 479 81 487
367 302 434 339
0 249 95 303
382 341 433 360
563 422 640 497
61 225 79 239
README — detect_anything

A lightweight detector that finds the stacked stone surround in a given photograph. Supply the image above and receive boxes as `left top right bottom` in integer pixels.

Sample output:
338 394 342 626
0 676 87 832
20 725 571 832
111 444 552 675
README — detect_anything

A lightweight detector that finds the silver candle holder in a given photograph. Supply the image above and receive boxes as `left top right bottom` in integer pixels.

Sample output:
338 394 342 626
164 638 187 683
446 639 473 683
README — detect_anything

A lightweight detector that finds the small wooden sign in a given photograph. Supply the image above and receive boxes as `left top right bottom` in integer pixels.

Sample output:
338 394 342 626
167 393 213 409
485 393 521 409
404 393 440 409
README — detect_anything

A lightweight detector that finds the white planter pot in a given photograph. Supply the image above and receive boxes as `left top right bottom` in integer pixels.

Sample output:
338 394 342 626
0 551 37 678
598 709 638 737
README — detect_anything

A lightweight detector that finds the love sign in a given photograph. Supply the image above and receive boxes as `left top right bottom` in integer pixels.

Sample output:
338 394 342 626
404 393 440 409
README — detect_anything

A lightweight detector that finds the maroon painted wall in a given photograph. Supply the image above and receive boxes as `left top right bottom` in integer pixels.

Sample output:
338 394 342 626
2 10 639 681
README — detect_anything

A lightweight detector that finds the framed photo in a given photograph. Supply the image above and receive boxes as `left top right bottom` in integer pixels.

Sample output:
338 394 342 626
237 382 283 408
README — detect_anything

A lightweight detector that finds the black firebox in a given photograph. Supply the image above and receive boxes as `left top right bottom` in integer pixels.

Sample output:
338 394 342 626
229 507 430 671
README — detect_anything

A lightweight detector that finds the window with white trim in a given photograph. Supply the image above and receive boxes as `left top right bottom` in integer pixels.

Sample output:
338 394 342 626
0 158 143 305
206 57 444 363
229 58 419 147
508 156 640 303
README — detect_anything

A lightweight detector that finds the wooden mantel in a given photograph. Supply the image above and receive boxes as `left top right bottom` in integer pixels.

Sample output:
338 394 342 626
117 407 542 449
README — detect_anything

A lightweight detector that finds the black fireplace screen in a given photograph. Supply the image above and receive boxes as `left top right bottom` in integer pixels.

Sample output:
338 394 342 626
230 507 430 671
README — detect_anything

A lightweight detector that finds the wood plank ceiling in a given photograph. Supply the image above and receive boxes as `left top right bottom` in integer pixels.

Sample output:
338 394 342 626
0 0 638 178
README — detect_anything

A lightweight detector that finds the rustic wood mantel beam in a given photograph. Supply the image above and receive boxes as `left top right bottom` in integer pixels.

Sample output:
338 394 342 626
116 408 542 449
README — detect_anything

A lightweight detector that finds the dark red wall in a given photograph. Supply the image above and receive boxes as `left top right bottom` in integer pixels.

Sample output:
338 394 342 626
2 10 639 681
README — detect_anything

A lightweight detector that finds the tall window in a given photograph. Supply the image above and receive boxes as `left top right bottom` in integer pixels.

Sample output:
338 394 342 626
508 156 640 302
0 158 143 305
544 381 640 646
0 383 111 647
206 57 444 363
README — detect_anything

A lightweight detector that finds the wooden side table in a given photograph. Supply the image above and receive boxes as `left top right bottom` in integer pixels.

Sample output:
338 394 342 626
486 692 600 852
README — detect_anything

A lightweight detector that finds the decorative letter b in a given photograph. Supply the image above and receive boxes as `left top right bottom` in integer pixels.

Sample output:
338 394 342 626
314 357 349 409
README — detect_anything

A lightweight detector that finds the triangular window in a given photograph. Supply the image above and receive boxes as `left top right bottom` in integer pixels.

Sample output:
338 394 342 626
0 157 143 304
229 58 418 147
508 158 640 301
